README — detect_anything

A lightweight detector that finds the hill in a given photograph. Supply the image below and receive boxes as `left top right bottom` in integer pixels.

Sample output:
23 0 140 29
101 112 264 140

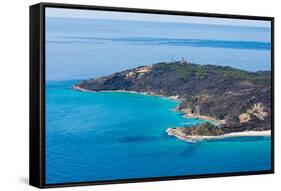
75 61 271 137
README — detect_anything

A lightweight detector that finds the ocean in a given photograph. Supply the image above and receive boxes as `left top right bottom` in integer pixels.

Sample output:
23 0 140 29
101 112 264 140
46 80 271 184
45 17 271 81
45 16 271 184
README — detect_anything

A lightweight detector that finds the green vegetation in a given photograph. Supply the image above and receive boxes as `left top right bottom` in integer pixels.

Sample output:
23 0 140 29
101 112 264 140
76 61 271 136
181 122 225 136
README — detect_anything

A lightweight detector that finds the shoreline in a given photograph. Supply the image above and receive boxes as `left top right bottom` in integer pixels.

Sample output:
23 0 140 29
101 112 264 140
73 85 180 101
180 109 224 126
74 84 271 143
166 128 271 143
73 84 220 124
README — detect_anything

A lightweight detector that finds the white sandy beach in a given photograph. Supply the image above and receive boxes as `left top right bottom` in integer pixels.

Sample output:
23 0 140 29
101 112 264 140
73 85 94 92
166 128 271 142
73 85 180 100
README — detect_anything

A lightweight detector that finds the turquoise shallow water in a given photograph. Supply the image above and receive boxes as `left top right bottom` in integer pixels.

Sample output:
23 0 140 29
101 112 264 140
46 80 271 184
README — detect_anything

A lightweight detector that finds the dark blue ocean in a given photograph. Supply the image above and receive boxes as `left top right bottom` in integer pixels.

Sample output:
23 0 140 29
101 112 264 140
45 15 271 184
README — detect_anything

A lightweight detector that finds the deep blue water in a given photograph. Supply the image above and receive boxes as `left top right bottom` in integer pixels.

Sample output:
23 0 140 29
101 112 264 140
51 36 270 50
46 81 271 184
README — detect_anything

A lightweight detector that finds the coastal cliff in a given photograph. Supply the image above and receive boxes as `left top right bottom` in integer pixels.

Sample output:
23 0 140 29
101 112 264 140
74 61 271 140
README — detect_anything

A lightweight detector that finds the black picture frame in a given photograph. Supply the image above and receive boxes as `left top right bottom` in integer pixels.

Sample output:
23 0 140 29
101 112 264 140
30 2 275 188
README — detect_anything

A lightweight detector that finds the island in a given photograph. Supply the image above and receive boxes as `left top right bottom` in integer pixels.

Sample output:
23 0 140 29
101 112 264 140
73 61 271 142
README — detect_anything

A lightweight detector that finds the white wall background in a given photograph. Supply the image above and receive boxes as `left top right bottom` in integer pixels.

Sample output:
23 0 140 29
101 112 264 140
0 0 279 190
